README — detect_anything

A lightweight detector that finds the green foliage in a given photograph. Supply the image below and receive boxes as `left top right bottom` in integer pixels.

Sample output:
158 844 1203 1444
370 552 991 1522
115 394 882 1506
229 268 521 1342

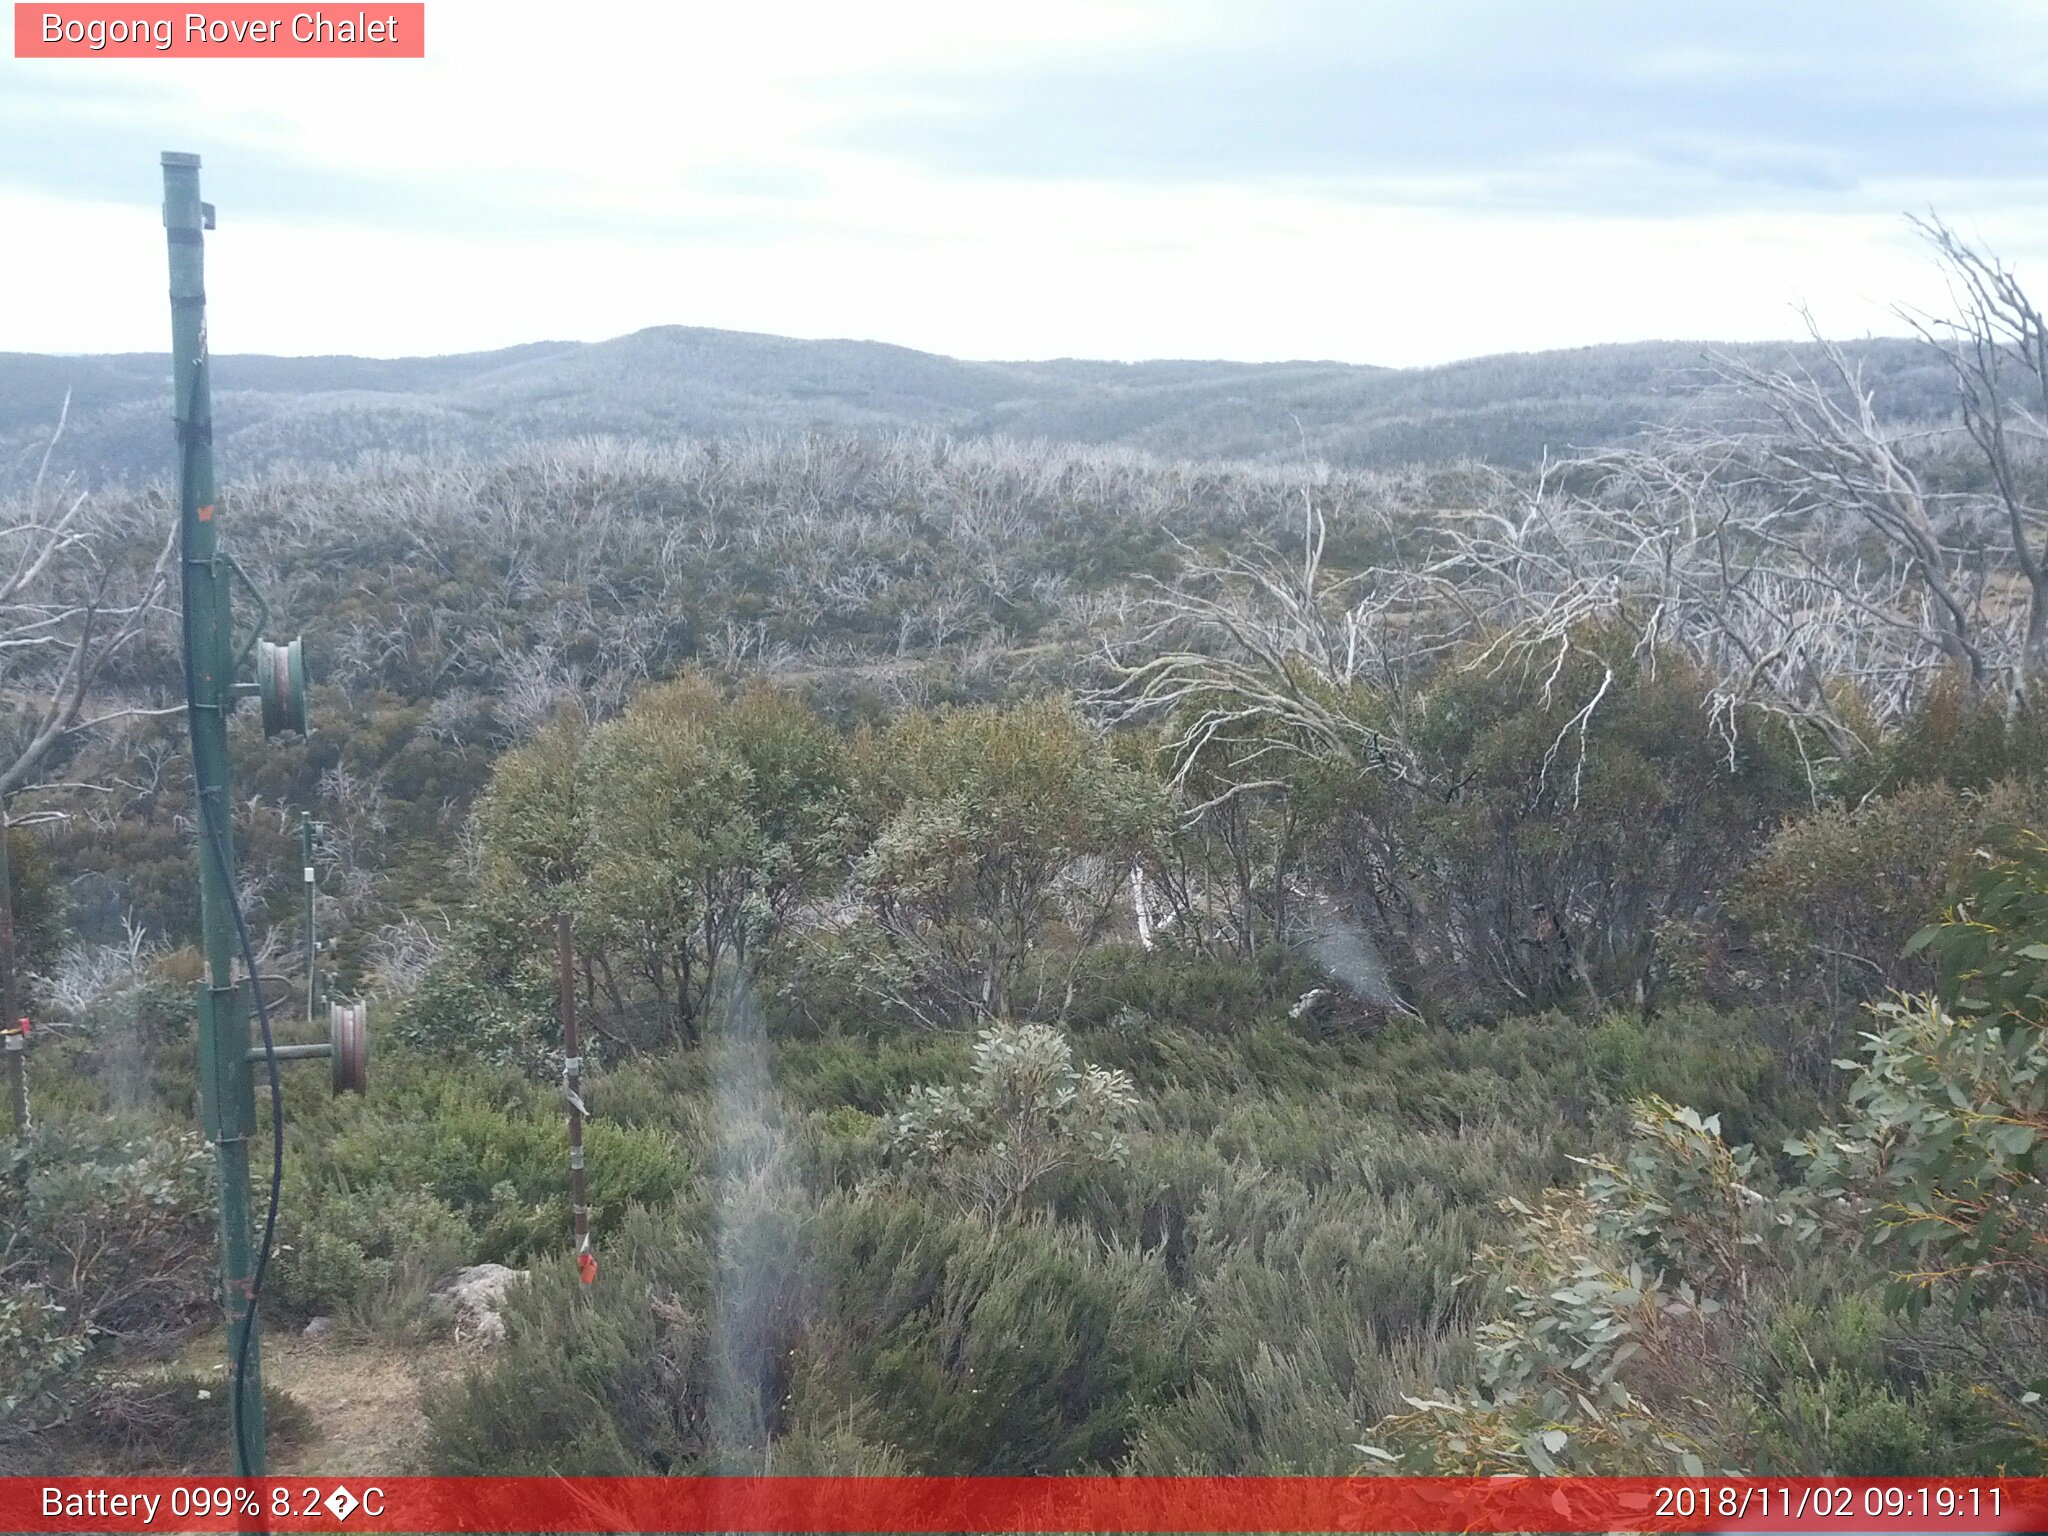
1747 1290 2039 1474
1772 1371 1933 1474
270 1177 476 1327
310 1082 687 1263
0 1117 216 1436
1065 942 1321 1038
855 699 1166 1022
1791 994 2048 1317
757 915 922 1039
1581 1006 1802 1151
1910 825 2048 1030
766 1030 968 1117
423 1203 717 1475
24 963 200 1123
3 823 63 992
1316 633 1807 1016
0 1285 90 1426
1788 830 2048 1320
1880 675 2048 794
1733 779 2048 1009
1359 1080 2045 1476
801 1192 1178 1473
891 1022 1140 1215
428 1188 1179 1476
1579 1098 1802 1272
390 920 558 1072
1358 1099 1787 1475
2 1118 216 1341
1118 1147 1483 1472
450 675 852 1052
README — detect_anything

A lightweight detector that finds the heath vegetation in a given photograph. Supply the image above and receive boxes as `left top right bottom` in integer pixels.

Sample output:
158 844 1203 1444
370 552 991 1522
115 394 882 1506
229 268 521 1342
5 218 2047 1476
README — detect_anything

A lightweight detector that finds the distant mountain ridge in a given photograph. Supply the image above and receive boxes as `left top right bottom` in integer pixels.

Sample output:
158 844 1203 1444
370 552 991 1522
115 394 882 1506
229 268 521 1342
0 324 1957 490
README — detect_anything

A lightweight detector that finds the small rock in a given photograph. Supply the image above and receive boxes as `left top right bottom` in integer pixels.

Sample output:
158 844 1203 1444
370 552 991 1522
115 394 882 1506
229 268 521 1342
1288 988 1331 1019
302 1316 336 1341
435 1262 529 1345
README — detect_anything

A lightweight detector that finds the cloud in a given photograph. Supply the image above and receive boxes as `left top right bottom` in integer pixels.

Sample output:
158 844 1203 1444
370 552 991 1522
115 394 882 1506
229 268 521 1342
0 1 1165 235
0 71 815 241
835 0 2048 215
5 0 2048 362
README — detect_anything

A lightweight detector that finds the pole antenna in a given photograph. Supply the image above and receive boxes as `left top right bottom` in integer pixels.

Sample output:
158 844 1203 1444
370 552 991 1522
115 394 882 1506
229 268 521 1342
164 149 275 1476
163 150 356 1479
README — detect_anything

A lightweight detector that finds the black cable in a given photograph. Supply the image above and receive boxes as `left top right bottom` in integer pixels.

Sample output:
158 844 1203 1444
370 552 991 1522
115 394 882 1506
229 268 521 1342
206 799 286 1480
180 415 286 1480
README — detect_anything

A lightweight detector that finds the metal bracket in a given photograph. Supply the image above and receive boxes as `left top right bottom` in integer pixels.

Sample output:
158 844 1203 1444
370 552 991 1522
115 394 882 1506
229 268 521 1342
224 553 271 671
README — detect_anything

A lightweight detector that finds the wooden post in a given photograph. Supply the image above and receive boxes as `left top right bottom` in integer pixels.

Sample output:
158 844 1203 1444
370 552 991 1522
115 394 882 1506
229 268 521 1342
1 805 26 1138
558 913 595 1284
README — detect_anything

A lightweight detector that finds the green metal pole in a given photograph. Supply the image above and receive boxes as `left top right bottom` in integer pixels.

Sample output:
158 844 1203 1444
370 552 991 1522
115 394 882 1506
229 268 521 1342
163 150 266 1477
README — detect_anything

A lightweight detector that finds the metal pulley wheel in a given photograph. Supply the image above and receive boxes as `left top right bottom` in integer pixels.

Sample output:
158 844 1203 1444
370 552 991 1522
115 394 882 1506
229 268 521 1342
256 636 309 738
329 1000 368 1094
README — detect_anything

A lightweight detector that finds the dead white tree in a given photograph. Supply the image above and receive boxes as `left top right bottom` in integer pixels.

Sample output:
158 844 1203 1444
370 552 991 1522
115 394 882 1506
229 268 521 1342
1352 447 1956 773
1 400 177 799
1112 219 2048 815
1103 493 1419 815
1707 324 2003 703
1697 218 2048 715
1903 213 2048 687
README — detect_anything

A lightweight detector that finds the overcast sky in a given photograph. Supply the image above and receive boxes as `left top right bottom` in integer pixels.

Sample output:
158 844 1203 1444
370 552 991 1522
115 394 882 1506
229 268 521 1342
7 0 2048 365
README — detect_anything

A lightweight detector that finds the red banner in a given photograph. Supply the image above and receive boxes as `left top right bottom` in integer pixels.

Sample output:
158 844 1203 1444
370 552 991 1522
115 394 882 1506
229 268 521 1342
13 4 424 58
4 1477 2044 1533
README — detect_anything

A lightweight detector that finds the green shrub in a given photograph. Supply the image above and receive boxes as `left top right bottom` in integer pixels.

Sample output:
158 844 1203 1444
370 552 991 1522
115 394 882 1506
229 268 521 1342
802 1191 1178 1473
1065 944 1318 1038
769 1031 969 1116
426 1187 1184 1476
759 921 923 1039
328 1101 686 1262
0 1286 91 1430
1357 1101 1776 1475
3 823 64 991
1879 675 2048 794
270 1177 476 1324
1582 1005 1811 1152
1774 1371 1931 1474
1732 778 2048 1010
390 924 557 1075
851 698 1167 1022
423 1199 717 1474
1316 633 1806 1016
0 1116 216 1442
43 1372 313 1474
2 1117 215 1349
890 1023 1140 1216
1779 830 2048 1322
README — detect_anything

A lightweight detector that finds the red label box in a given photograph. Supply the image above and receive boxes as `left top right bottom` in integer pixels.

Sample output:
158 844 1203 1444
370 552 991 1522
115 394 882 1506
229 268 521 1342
14 3 425 57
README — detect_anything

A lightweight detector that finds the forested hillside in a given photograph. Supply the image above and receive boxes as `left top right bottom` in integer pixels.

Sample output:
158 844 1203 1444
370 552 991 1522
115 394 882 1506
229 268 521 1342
0 328 1957 491
6 233 2048 1479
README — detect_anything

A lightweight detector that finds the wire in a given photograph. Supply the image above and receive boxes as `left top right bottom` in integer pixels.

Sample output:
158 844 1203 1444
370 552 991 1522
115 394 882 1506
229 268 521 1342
207 800 286 1479
180 414 286 1480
